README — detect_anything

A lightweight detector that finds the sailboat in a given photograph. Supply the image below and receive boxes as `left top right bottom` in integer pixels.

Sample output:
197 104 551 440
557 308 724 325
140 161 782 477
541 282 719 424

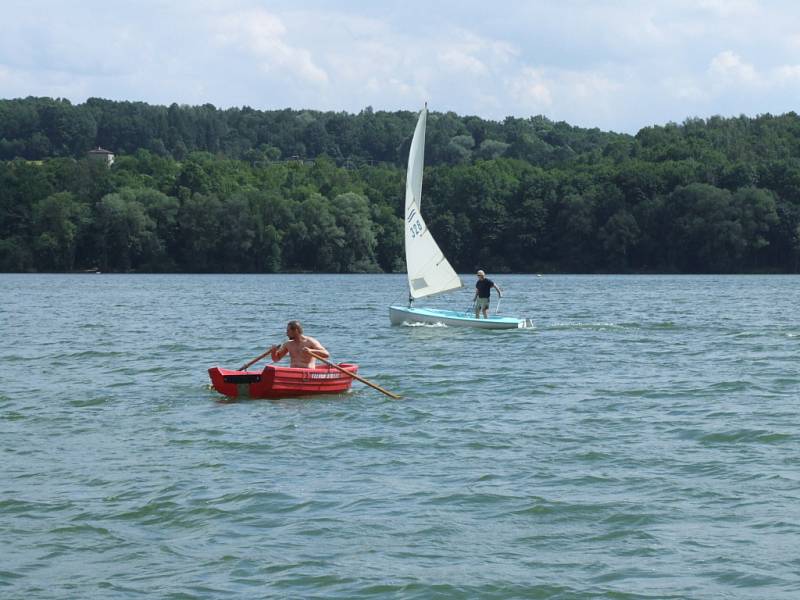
388 106 532 329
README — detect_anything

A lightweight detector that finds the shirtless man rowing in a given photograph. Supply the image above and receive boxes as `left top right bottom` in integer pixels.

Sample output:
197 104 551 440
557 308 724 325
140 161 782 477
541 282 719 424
269 320 330 368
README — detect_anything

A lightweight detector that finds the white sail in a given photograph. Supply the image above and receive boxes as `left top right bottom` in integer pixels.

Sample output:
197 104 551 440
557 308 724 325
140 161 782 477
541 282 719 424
404 107 462 299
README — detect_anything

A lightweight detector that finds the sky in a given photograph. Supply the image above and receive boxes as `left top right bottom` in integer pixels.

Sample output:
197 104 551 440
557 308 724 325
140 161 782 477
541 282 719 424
2 0 800 133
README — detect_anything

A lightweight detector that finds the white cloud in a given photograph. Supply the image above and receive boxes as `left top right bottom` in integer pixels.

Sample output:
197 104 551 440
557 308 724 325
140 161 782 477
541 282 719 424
506 67 625 119
708 50 759 85
211 8 328 84
662 76 709 102
508 68 553 109
3 1 800 132
564 71 623 101
695 0 760 17
788 33 800 50
435 29 516 77
773 64 800 83
438 49 488 75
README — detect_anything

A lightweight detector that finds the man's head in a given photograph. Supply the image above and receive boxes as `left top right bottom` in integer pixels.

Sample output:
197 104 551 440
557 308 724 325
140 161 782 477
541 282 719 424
286 320 303 339
476 270 485 279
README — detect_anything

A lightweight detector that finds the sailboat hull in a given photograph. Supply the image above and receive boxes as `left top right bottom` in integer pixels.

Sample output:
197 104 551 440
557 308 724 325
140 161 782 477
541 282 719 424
389 305 532 329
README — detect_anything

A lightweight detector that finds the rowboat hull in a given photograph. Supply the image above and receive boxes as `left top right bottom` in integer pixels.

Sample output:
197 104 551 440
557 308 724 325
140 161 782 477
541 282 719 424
208 363 358 399
389 305 532 329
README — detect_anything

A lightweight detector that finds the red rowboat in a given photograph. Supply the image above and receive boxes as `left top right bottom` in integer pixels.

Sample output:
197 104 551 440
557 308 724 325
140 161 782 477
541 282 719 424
208 363 359 399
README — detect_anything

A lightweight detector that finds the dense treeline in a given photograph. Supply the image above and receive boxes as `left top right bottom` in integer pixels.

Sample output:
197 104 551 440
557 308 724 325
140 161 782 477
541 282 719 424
1 96 800 273
0 97 620 166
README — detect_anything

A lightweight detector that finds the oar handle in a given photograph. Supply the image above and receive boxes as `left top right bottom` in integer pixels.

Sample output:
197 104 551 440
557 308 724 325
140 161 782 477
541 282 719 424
238 344 278 371
308 350 401 400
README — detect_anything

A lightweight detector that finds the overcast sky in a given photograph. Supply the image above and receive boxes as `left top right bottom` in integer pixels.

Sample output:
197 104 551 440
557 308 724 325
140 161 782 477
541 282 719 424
2 0 799 133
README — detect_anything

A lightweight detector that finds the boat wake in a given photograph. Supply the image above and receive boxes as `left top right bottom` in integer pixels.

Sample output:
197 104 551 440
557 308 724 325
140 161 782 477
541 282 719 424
401 321 448 328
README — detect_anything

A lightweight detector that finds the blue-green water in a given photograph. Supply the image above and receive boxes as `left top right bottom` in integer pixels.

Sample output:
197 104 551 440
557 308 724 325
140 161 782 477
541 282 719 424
2 274 799 599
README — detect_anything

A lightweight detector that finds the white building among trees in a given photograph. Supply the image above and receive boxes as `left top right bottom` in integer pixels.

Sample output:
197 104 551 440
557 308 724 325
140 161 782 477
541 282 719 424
87 147 114 166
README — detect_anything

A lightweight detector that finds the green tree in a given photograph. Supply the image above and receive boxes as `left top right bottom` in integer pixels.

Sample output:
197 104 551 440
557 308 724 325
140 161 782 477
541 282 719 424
667 183 744 272
732 187 779 268
176 193 223 271
371 202 404 272
547 193 598 271
283 194 345 271
31 192 90 271
0 236 33 271
329 192 379 272
92 192 159 272
598 210 641 270
214 192 258 271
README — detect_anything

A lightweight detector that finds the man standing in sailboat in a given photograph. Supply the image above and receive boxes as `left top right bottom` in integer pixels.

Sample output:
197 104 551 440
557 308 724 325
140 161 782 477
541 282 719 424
388 105 529 328
474 270 502 319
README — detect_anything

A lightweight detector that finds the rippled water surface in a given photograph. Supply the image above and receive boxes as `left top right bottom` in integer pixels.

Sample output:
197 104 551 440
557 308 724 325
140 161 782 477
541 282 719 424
2 274 799 599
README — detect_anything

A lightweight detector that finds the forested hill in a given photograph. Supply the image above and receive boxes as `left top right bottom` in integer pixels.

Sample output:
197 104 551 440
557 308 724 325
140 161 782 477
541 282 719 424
1 96 800 274
0 96 625 166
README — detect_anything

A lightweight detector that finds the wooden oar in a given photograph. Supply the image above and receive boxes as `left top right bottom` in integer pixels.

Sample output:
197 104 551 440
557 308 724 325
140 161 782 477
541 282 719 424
238 345 279 371
307 350 401 400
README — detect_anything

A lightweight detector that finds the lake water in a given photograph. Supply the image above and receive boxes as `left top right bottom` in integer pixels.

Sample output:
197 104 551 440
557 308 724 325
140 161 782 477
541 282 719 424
2 273 799 599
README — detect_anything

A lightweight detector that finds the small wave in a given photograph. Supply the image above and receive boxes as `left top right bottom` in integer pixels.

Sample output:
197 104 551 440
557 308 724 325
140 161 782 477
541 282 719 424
342 582 525 599
509 497 624 518
708 380 752 392
349 435 394 449
649 321 679 329
423 491 520 508
700 430 793 444
64 349 126 359
1 411 26 421
156 342 196 352
69 397 110 407
2 354 30 362
730 330 765 339
50 524 112 536
587 527 658 542
0 498 72 514
616 320 675 330
710 569 785 588
109 500 232 527
543 320 684 332
601 512 660 528
546 321 625 331
0 569 24 581
575 450 612 461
